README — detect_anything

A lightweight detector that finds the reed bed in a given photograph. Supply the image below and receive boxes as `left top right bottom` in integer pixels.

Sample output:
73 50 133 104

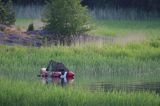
0 77 159 106
0 39 160 106
0 42 159 84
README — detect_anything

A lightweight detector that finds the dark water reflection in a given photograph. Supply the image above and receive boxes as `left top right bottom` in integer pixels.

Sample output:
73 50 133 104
40 77 160 93
41 77 74 87
89 82 160 93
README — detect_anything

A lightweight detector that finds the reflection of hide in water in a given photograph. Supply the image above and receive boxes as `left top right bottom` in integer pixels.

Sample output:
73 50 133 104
41 77 74 87
61 78 67 87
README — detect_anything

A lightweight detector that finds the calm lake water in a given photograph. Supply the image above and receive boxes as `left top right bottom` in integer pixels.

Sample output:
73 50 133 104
40 76 160 94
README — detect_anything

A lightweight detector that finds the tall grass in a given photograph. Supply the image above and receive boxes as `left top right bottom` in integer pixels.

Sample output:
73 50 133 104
0 40 159 105
0 42 159 84
2 4 160 105
0 77 159 106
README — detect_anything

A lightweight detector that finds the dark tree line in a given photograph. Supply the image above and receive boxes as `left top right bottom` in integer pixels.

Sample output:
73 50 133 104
81 0 160 12
0 0 15 25
1 0 160 12
2 0 45 4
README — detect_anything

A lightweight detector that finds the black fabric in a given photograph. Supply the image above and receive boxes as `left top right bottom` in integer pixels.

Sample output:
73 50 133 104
46 60 69 72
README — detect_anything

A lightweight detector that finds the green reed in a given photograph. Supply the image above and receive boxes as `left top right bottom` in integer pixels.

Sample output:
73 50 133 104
0 77 159 106
0 41 159 84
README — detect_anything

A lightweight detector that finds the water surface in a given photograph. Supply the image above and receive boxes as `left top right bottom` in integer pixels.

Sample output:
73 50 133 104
40 77 160 94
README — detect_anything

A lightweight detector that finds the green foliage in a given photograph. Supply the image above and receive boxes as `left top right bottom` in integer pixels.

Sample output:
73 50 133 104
0 0 16 25
27 23 34 31
0 0 6 24
0 77 159 106
42 0 90 38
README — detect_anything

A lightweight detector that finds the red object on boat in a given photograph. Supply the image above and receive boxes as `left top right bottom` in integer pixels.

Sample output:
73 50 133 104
40 69 74 78
67 71 75 77
52 71 75 78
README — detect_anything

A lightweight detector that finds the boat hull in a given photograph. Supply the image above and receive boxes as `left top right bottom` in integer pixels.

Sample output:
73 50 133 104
40 70 74 78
